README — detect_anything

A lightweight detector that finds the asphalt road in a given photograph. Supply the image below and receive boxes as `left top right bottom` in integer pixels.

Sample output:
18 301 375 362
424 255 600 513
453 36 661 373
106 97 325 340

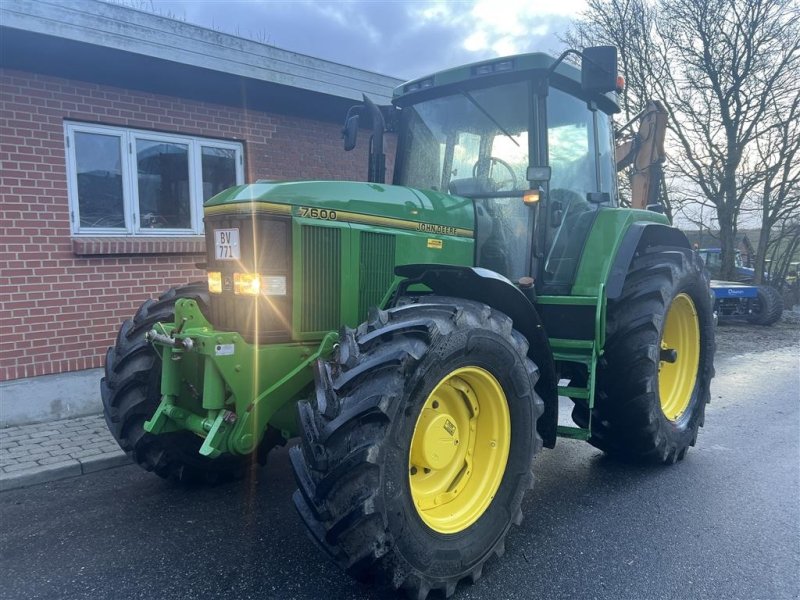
1 348 798 600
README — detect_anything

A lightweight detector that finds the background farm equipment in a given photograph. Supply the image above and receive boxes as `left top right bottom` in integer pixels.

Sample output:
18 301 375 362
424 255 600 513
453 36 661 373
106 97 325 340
710 281 784 325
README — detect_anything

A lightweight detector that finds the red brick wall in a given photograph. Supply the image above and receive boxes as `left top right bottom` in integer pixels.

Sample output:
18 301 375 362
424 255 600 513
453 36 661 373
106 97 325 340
0 68 396 381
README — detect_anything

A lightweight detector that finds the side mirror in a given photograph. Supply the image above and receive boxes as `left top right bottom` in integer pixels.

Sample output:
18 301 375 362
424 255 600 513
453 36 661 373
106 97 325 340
587 192 610 204
342 114 360 151
527 166 551 184
581 46 618 94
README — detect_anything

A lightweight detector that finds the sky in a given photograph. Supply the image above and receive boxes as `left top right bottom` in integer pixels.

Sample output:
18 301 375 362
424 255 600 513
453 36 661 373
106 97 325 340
142 0 587 80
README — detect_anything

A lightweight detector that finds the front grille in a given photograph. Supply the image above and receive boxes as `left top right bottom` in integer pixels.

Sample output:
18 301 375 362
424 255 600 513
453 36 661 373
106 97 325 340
300 225 341 332
205 213 292 344
358 231 396 319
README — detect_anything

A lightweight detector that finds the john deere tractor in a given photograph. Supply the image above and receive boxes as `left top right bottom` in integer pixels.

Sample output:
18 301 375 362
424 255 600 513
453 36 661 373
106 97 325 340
101 47 715 599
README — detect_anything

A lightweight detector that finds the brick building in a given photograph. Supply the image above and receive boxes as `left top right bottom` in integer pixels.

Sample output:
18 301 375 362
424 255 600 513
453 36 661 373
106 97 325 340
0 0 400 424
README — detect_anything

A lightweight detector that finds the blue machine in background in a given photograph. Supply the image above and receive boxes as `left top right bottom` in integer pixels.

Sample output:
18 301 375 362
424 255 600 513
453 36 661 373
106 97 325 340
698 248 783 326
698 248 758 282
710 280 783 325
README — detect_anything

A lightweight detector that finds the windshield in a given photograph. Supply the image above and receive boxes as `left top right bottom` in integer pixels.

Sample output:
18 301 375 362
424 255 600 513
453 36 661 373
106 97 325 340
394 80 530 195
394 80 534 281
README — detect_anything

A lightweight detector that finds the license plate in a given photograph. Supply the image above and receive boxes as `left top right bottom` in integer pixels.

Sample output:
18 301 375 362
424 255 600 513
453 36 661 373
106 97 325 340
214 228 240 260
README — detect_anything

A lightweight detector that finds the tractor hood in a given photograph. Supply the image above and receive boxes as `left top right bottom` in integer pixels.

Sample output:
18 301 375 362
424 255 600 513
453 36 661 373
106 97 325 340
204 180 475 238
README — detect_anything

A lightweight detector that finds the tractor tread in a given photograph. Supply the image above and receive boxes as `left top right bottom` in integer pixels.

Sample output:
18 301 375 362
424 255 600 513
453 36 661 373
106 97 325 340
100 283 251 483
291 296 543 599
574 249 715 464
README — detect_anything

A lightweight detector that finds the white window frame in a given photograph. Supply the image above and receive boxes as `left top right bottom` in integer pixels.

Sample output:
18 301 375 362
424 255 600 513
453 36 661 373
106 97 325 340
65 122 244 236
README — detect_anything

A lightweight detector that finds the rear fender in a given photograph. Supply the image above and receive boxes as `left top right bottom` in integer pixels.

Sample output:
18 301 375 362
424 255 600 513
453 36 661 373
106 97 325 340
393 264 559 448
607 223 691 299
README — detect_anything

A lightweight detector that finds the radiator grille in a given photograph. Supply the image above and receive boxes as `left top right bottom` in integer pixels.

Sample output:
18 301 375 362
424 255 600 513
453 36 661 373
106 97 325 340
358 232 396 319
301 226 341 332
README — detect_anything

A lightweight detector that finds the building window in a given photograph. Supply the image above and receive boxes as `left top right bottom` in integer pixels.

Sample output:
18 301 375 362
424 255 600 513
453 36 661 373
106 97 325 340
65 122 243 236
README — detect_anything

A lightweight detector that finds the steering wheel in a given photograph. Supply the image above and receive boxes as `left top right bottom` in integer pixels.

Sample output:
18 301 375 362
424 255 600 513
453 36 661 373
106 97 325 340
473 156 518 191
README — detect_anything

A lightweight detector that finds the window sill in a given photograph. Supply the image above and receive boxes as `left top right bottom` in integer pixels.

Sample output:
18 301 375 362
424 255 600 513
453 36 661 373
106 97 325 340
72 236 206 256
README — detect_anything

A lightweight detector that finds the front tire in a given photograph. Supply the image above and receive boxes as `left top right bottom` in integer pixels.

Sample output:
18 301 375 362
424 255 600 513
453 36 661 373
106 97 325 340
101 283 249 483
290 296 543 599
581 249 715 463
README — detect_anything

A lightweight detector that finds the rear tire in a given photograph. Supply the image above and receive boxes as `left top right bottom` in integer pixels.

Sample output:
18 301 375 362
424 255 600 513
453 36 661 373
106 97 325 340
101 283 249 483
746 285 783 326
577 249 715 464
290 296 543 599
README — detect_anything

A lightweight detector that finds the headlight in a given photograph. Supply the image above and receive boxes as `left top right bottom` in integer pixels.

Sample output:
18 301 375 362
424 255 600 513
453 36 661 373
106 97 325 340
232 273 287 296
208 271 222 294
234 272 261 296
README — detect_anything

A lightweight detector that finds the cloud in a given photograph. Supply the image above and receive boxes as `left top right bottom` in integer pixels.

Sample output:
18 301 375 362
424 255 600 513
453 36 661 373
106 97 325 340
148 0 583 79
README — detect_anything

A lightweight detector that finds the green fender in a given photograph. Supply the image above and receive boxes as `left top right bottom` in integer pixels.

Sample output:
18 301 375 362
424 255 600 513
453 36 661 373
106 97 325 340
571 207 682 298
392 264 560 448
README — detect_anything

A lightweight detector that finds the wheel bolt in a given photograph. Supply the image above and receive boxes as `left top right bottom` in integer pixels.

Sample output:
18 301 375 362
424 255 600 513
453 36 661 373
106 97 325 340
432 401 439 409
410 466 417 475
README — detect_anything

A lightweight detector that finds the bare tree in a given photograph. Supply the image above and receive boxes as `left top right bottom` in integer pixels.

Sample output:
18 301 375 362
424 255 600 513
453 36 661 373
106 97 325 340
563 0 660 120
766 216 800 294
567 0 800 280
744 91 800 284
562 0 680 217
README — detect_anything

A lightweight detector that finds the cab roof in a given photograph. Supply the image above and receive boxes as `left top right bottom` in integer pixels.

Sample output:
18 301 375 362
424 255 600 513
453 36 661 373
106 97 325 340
393 52 620 114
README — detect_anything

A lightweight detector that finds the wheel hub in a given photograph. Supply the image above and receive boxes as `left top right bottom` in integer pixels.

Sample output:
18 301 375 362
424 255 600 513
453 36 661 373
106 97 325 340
408 367 510 534
410 409 460 471
658 293 701 421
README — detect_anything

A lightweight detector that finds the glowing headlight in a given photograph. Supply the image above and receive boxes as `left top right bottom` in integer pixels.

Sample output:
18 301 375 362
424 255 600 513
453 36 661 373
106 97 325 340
207 271 222 294
232 273 287 296
234 272 261 296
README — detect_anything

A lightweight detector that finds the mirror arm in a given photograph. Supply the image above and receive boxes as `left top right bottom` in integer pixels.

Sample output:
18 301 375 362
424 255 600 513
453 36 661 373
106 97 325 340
363 94 386 184
545 49 584 78
547 48 615 79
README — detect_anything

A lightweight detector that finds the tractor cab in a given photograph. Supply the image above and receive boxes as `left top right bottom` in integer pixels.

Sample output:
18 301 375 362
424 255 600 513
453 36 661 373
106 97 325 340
388 50 621 293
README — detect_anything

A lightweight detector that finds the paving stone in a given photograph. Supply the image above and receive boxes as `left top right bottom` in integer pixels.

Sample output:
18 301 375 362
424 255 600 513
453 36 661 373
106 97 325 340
38 455 73 466
67 449 106 460
25 452 53 463
78 441 109 452
0 415 132 491
3 461 37 473
36 438 65 449
28 430 59 439
0 435 29 446
88 436 113 443
3 446 32 458
56 443 79 451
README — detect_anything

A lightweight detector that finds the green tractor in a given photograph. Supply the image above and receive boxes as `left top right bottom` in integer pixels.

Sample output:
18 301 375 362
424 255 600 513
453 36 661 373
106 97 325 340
101 47 715 598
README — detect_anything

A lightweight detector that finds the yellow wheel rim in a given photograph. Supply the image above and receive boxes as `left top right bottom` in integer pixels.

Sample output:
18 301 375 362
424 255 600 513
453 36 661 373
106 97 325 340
658 293 701 421
408 366 510 534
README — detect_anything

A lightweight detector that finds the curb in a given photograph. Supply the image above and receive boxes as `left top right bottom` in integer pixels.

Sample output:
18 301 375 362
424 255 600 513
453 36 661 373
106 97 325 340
0 451 132 493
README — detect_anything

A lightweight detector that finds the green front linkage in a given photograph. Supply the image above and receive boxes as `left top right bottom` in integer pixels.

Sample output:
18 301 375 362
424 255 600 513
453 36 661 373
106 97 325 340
143 298 338 457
